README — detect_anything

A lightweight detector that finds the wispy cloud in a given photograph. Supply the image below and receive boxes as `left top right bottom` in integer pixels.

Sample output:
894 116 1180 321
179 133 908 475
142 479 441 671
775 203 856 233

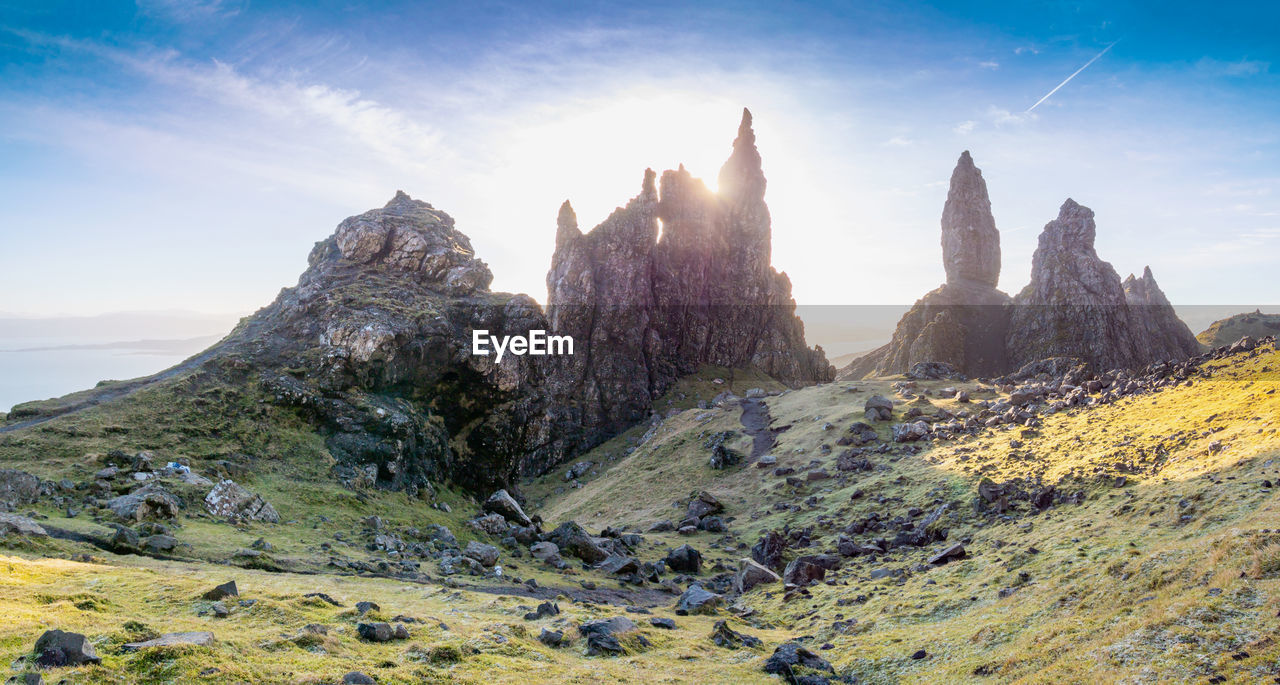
135 0 244 22
884 136 914 147
979 60 1000 69
953 120 976 134
1195 57 1270 77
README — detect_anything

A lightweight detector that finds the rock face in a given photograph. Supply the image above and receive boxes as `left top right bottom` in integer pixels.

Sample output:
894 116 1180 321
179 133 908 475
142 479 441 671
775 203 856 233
843 155 1198 379
1122 266 1203 361
204 480 280 523
853 152 1012 378
546 108 833 448
941 151 1001 288
1008 200 1196 371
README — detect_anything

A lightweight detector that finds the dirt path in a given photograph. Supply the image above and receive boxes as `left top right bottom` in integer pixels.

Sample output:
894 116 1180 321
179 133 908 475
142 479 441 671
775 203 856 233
738 397 776 459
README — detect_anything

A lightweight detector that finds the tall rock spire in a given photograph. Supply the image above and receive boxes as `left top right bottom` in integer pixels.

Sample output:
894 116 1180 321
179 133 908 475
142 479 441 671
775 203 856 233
941 151 1001 288
717 107 766 206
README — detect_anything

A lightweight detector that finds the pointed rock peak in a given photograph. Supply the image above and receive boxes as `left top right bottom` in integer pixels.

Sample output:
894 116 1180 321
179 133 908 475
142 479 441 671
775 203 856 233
1142 265 1154 280
941 150 999 287
1059 198 1090 217
718 107 766 205
556 200 580 245
384 189 433 213
642 168 658 201
737 107 755 143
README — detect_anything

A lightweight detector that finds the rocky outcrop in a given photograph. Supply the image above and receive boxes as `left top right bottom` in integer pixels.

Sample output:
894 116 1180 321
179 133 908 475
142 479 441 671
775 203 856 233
546 108 832 445
1008 200 1194 371
846 152 1011 378
843 157 1199 379
1123 267 1203 360
941 151 1001 288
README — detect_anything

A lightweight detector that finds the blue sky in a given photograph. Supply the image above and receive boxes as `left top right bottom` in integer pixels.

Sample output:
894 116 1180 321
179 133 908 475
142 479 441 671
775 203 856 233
1 0 1277 316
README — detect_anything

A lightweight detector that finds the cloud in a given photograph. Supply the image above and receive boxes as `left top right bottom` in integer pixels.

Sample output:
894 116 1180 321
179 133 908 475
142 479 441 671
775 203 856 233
987 106 1035 127
883 136 914 147
135 0 243 22
1195 57 1270 77
1014 46 1040 56
953 120 976 134
978 61 1000 69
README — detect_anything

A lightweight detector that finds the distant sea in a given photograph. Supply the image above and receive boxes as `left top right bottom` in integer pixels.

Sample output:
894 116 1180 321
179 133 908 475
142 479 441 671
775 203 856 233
0 335 222 412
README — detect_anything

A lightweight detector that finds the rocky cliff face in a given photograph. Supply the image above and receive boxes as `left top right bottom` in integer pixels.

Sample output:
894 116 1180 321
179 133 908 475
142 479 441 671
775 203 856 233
209 191 563 495
843 163 1197 380
856 152 1012 378
1007 200 1198 371
197 111 829 495
1122 266 1202 360
547 109 833 444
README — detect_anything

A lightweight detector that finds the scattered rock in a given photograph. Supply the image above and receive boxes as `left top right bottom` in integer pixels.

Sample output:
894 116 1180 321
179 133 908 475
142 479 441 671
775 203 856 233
463 541 500 567
665 544 702 574
202 581 238 601
763 642 835 682
107 484 181 522
0 513 47 538
204 480 280 523
709 619 762 649
483 489 532 526
675 584 723 615
33 630 100 666
734 558 782 593
928 543 966 565
342 673 376 685
122 631 215 651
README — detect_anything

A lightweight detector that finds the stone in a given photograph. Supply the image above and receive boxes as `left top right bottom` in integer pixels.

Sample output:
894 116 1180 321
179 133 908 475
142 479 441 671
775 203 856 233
355 601 380 615
734 558 782 594
122 631 215 651
686 491 724 519
763 642 835 681
0 469 40 511
783 558 827 588
143 534 177 553
579 616 638 638
675 584 723 615
647 519 675 532
928 543 967 565
530 541 559 560
204 480 280 523
538 628 563 647
584 633 624 656
0 513 47 537
1122 266 1202 362
546 521 610 564
483 489 532 526
357 623 402 642
650 617 676 629
107 484 181 522
709 619 762 649
598 555 640 575
752 530 788 572
342 673 376 685
33 630 100 666
202 581 238 601
665 544 702 574
463 541 500 567
6 674 42 685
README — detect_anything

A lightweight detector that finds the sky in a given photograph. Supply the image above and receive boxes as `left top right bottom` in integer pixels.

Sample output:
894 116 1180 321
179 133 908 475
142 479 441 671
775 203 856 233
1 0 1277 319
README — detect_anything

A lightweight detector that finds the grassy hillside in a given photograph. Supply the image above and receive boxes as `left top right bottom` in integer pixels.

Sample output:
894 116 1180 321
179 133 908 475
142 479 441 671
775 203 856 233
1197 310 1280 348
0 343 1277 683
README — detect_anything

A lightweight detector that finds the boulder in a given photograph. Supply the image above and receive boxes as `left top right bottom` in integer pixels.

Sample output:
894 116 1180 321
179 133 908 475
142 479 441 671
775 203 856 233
546 521 609 564
483 489 532 526
107 484 181 522
462 541 500 567
0 513 47 538
686 491 724 519
122 631 215 651
751 530 788 572
733 558 781 594
709 620 762 649
665 544 702 574
33 630 100 666
204 480 280 523
675 584 723 615
0 469 41 511
763 642 836 681
202 581 238 601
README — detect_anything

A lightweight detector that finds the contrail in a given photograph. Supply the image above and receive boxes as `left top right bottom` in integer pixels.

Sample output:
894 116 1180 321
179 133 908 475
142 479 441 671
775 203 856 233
1026 41 1118 112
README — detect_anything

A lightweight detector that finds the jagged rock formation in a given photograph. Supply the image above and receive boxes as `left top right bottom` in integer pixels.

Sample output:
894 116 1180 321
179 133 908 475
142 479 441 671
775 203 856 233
941 151 1001 288
1007 200 1197 371
1122 266 1202 360
140 111 828 495
847 152 1011 378
546 109 833 442
843 164 1198 380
